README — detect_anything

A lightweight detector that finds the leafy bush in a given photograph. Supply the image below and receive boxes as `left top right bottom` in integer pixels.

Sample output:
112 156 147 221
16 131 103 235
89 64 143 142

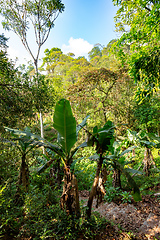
104 185 132 203
0 174 109 240
104 186 122 202
0 182 24 239
120 191 132 203
74 158 97 190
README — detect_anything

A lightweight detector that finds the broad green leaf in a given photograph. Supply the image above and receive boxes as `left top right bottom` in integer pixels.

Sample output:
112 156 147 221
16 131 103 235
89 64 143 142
105 155 116 160
36 141 64 158
76 115 90 137
140 140 156 147
132 192 142 202
53 99 77 155
118 163 142 201
95 121 115 154
4 127 42 141
71 157 84 170
125 168 143 175
88 154 100 161
70 141 88 159
37 156 59 174
119 145 136 157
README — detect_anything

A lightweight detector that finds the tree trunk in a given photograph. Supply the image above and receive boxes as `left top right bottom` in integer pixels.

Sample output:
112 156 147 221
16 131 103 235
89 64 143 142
40 111 45 154
157 126 160 137
86 154 103 218
143 147 152 176
132 148 135 157
35 60 45 155
96 166 108 207
56 160 62 188
18 154 29 192
112 168 121 189
60 165 80 217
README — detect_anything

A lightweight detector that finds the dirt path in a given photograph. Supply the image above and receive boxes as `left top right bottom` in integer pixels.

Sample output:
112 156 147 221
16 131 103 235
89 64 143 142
79 191 160 239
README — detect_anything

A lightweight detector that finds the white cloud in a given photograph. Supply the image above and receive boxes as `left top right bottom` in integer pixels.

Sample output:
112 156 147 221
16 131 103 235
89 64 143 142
62 37 93 59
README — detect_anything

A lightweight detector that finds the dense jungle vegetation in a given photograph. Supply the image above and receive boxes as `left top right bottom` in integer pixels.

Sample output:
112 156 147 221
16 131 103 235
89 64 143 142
0 0 160 239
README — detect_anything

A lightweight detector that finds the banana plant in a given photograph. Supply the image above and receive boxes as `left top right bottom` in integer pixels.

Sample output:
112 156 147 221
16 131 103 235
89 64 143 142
105 141 142 202
1 99 89 216
50 99 89 217
127 129 157 176
1 127 45 192
86 121 115 217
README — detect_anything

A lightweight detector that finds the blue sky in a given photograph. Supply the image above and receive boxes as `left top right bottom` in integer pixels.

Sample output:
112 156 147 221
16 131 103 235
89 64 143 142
0 0 119 65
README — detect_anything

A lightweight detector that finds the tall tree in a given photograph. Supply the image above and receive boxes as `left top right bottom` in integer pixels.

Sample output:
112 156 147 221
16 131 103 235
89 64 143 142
0 33 8 51
0 0 64 141
67 68 118 125
0 36 34 128
88 44 102 61
112 0 160 97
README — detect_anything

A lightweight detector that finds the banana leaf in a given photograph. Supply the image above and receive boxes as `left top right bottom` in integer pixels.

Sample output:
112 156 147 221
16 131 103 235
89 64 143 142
35 141 64 158
37 157 60 174
119 145 137 157
70 141 88 159
88 154 100 161
125 168 143 175
116 161 142 201
53 99 77 155
4 127 42 140
76 115 90 137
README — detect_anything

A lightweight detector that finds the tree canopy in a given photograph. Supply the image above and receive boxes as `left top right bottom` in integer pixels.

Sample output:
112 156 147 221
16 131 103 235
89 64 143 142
112 0 160 97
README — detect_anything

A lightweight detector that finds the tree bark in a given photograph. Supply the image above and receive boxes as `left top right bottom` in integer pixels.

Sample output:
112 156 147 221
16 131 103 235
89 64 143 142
60 165 80 217
143 147 152 176
86 154 103 218
112 168 121 189
158 126 160 137
18 154 29 192
132 148 135 157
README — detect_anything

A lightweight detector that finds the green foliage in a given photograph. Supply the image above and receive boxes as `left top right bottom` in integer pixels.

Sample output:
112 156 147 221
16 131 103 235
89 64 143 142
90 121 115 154
120 191 132 203
53 99 77 155
3 126 43 153
0 50 34 127
104 186 133 203
105 141 142 201
0 183 24 238
0 176 59 239
0 175 108 240
1 94 160 238
127 129 158 149
51 99 89 163
104 186 121 202
0 0 160 237
112 0 160 98
74 157 97 190
0 33 8 50
0 142 20 185
133 96 160 132
88 45 102 61
0 0 64 45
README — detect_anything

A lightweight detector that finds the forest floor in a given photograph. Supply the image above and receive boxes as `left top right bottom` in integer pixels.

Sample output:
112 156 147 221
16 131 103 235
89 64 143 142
79 189 160 240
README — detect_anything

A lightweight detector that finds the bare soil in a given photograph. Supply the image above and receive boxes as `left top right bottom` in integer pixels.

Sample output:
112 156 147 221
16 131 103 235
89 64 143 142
79 190 160 240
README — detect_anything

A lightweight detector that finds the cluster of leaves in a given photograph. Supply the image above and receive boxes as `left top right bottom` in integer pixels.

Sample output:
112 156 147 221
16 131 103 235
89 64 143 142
1 96 160 239
0 172 108 240
67 68 119 125
112 0 160 98
0 0 160 238
0 51 34 127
